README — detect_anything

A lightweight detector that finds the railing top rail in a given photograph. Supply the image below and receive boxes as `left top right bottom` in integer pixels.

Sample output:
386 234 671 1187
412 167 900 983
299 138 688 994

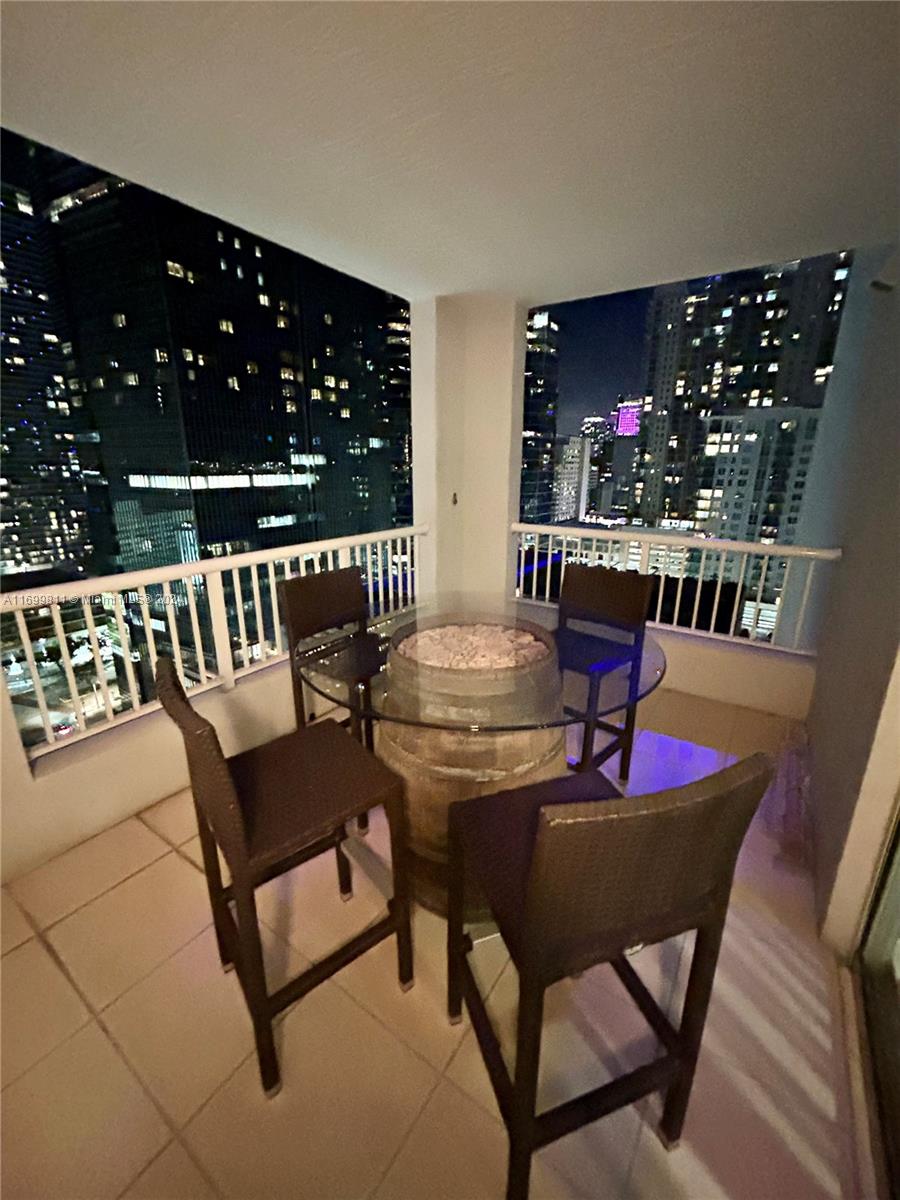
510 522 841 562
1 524 429 610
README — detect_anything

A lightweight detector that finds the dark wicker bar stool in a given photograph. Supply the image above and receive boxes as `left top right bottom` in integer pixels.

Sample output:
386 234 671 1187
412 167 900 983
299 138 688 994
156 656 413 1097
447 754 773 1200
279 565 383 832
555 563 655 779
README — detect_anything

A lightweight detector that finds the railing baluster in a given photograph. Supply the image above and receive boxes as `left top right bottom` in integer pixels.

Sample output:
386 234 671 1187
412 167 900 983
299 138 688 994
51 603 86 732
207 571 235 687
655 545 668 623
137 586 157 671
710 550 727 634
112 593 140 710
13 609 56 743
365 542 376 611
690 549 707 630
268 562 283 655
770 558 793 646
729 552 749 637
517 533 524 598
544 534 553 602
231 568 249 669
161 581 184 682
185 577 208 683
378 540 389 614
81 600 114 721
559 536 570 592
250 564 265 659
748 555 770 641
793 559 817 650
674 549 687 626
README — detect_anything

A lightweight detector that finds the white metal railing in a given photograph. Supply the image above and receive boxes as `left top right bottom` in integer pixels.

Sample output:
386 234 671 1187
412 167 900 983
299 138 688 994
1 525 427 758
511 523 840 653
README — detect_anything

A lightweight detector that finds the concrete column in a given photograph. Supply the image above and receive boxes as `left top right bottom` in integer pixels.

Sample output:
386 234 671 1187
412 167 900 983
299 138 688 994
411 294 527 596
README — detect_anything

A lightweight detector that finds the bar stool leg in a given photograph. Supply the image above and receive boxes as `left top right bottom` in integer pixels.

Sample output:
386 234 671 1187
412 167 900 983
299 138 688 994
578 672 602 772
386 793 414 991
234 885 281 1096
659 920 723 1146
506 974 544 1200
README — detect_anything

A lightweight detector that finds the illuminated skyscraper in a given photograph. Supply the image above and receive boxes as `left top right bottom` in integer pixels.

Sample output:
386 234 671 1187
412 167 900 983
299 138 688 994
0 134 95 580
639 253 850 528
2 131 412 576
520 309 560 523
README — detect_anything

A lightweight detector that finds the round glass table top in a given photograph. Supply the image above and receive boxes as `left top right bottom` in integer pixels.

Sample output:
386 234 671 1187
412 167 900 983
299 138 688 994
293 592 666 733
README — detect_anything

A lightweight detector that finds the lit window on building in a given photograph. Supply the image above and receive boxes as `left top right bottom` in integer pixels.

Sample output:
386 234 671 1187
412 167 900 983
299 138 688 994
155 348 169 364
258 293 270 307
340 407 351 418
183 348 194 361
219 319 234 333
227 376 240 391
277 316 289 329
167 261 185 278
123 371 139 386
113 313 127 328
247 361 259 375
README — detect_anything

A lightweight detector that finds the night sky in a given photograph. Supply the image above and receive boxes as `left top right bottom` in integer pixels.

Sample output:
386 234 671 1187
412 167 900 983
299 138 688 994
545 287 652 435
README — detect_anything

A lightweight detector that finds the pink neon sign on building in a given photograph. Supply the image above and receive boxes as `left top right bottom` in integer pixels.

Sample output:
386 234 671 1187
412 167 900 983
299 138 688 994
615 402 642 438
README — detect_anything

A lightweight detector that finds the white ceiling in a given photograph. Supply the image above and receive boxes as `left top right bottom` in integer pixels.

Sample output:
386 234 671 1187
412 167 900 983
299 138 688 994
2 2 897 304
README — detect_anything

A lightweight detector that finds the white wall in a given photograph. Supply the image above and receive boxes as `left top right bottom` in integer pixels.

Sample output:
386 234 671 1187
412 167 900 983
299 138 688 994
0 662 297 883
411 294 526 595
651 627 816 720
804 246 900 939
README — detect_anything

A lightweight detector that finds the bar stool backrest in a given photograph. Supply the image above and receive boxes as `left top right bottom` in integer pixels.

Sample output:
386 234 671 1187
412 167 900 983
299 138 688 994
155 656 249 876
277 565 368 727
278 565 368 642
523 753 773 981
558 563 654 634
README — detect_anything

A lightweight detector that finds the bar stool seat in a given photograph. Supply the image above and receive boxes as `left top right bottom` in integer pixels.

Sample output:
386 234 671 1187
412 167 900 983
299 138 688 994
232 720 401 877
458 771 622 964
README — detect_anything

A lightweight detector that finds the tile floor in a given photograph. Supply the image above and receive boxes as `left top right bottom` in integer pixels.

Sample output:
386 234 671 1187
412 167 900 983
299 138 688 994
1 690 855 1200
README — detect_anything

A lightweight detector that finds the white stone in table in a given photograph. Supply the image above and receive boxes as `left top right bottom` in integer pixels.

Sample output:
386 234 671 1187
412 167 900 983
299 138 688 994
397 623 549 670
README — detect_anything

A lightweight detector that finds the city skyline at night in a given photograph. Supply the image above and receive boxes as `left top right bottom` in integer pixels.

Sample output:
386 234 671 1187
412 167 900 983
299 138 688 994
1 129 412 583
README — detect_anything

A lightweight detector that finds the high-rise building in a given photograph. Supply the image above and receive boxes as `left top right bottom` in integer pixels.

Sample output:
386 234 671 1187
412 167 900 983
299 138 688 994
695 407 820 545
0 135 95 580
1 131 412 578
521 309 560 523
638 253 850 529
551 436 590 522
579 414 615 514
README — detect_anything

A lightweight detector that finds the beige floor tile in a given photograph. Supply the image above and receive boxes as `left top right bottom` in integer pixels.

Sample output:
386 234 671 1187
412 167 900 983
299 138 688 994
0 1022 169 1200
105 925 305 1126
181 835 230 884
141 788 199 847
9 818 170 930
637 690 738 753
121 1141 218 1200
617 729 734 798
727 708 791 760
255 836 390 963
1 888 33 955
663 918 843 1172
628 1042 843 1200
1 938 91 1087
184 979 437 1200
336 903 508 1071
47 853 211 1010
374 1079 581 1200
445 962 646 1196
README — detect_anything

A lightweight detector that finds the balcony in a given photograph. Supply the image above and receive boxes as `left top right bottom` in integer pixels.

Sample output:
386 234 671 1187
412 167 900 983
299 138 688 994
1 4 897 1200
